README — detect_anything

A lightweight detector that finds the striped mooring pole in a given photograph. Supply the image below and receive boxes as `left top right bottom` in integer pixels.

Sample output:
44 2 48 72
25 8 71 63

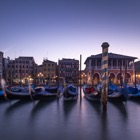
101 42 109 111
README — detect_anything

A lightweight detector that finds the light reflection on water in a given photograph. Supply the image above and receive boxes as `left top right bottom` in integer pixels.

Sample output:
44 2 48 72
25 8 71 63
0 90 140 140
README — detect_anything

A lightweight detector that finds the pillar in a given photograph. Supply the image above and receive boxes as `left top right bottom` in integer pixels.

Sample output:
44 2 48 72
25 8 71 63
101 42 109 111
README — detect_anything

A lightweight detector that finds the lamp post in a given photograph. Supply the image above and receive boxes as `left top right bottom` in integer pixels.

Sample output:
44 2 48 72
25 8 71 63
138 75 140 85
135 73 140 85
37 72 43 85
81 73 87 85
27 75 31 84
92 66 94 85
19 65 22 87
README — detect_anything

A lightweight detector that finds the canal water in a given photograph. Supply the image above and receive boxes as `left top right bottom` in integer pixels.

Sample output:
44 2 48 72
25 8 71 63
0 89 140 140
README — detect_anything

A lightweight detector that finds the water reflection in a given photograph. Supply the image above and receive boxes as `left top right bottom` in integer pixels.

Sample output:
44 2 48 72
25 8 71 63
128 99 140 105
5 100 32 117
30 99 56 120
100 111 109 140
84 98 102 115
1 91 140 140
108 101 128 121
63 100 77 120
0 100 7 104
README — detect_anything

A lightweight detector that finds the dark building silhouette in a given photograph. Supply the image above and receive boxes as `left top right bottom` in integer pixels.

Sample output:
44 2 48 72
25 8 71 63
58 58 79 84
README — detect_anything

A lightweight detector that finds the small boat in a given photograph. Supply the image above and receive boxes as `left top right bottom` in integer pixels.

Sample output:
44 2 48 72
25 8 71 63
0 87 5 100
63 84 78 101
128 91 140 101
107 91 126 102
5 86 32 100
32 85 62 100
44 85 59 93
107 83 128 102
83 84 100 101
97 82 119 95
108 83 119 95
127 86 140 101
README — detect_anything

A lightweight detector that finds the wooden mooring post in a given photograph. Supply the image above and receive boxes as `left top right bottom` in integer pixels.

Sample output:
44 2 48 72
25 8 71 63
101 42 109 111
80 54 82 98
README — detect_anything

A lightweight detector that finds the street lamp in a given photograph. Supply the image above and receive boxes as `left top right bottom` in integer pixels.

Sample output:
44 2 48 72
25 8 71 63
81 73 87 84
136 74 140 85
37 72 43 85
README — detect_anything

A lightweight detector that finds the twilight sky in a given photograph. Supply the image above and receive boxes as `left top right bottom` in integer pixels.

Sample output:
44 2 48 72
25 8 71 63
0 0 140 69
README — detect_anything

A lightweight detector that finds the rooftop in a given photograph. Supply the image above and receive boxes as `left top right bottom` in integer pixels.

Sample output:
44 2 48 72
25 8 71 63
84 52 138 64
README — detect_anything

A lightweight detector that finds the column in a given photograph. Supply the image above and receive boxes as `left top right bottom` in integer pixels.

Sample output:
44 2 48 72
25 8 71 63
101 42 109 111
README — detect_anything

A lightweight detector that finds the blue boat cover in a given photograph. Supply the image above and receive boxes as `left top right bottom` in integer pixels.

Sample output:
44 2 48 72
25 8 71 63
127 87 138 94
0 90 4 95
109 83 118 91
67 85 77 93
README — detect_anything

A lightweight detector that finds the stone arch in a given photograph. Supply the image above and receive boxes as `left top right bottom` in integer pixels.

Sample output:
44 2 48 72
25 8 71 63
125 73 131 83
117 73 124 85
109 73 116 84
93 73 100 85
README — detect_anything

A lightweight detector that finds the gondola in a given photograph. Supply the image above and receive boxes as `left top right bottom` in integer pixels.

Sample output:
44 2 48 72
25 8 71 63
0 88 6 100
107 83 128 102
83 84 100 101
63 84 78 101
32 85 63 100
107 91 126 102
127 86 140 101
5 86 32 100
128 92 140 101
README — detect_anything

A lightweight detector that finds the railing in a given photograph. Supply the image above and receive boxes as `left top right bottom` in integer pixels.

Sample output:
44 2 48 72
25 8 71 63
89 65 133 70
96 66 101 69
127 66 133 69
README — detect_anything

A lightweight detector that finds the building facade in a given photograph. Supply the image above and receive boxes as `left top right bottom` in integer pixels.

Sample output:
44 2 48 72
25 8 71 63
58 58 79 84
84 53 137 85
134 61 140 84
3 57 11 82
38 59 57 85
7 56 36 85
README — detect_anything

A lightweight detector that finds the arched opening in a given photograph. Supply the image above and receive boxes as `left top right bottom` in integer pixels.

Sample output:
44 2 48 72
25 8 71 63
93 73 100 85
117 73 123 85
126 73 131 83
109 73 115 84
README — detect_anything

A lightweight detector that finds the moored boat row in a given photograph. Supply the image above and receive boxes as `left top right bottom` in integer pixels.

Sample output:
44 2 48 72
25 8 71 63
0 84 63 101
1 82 140 103
83 83 140 102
